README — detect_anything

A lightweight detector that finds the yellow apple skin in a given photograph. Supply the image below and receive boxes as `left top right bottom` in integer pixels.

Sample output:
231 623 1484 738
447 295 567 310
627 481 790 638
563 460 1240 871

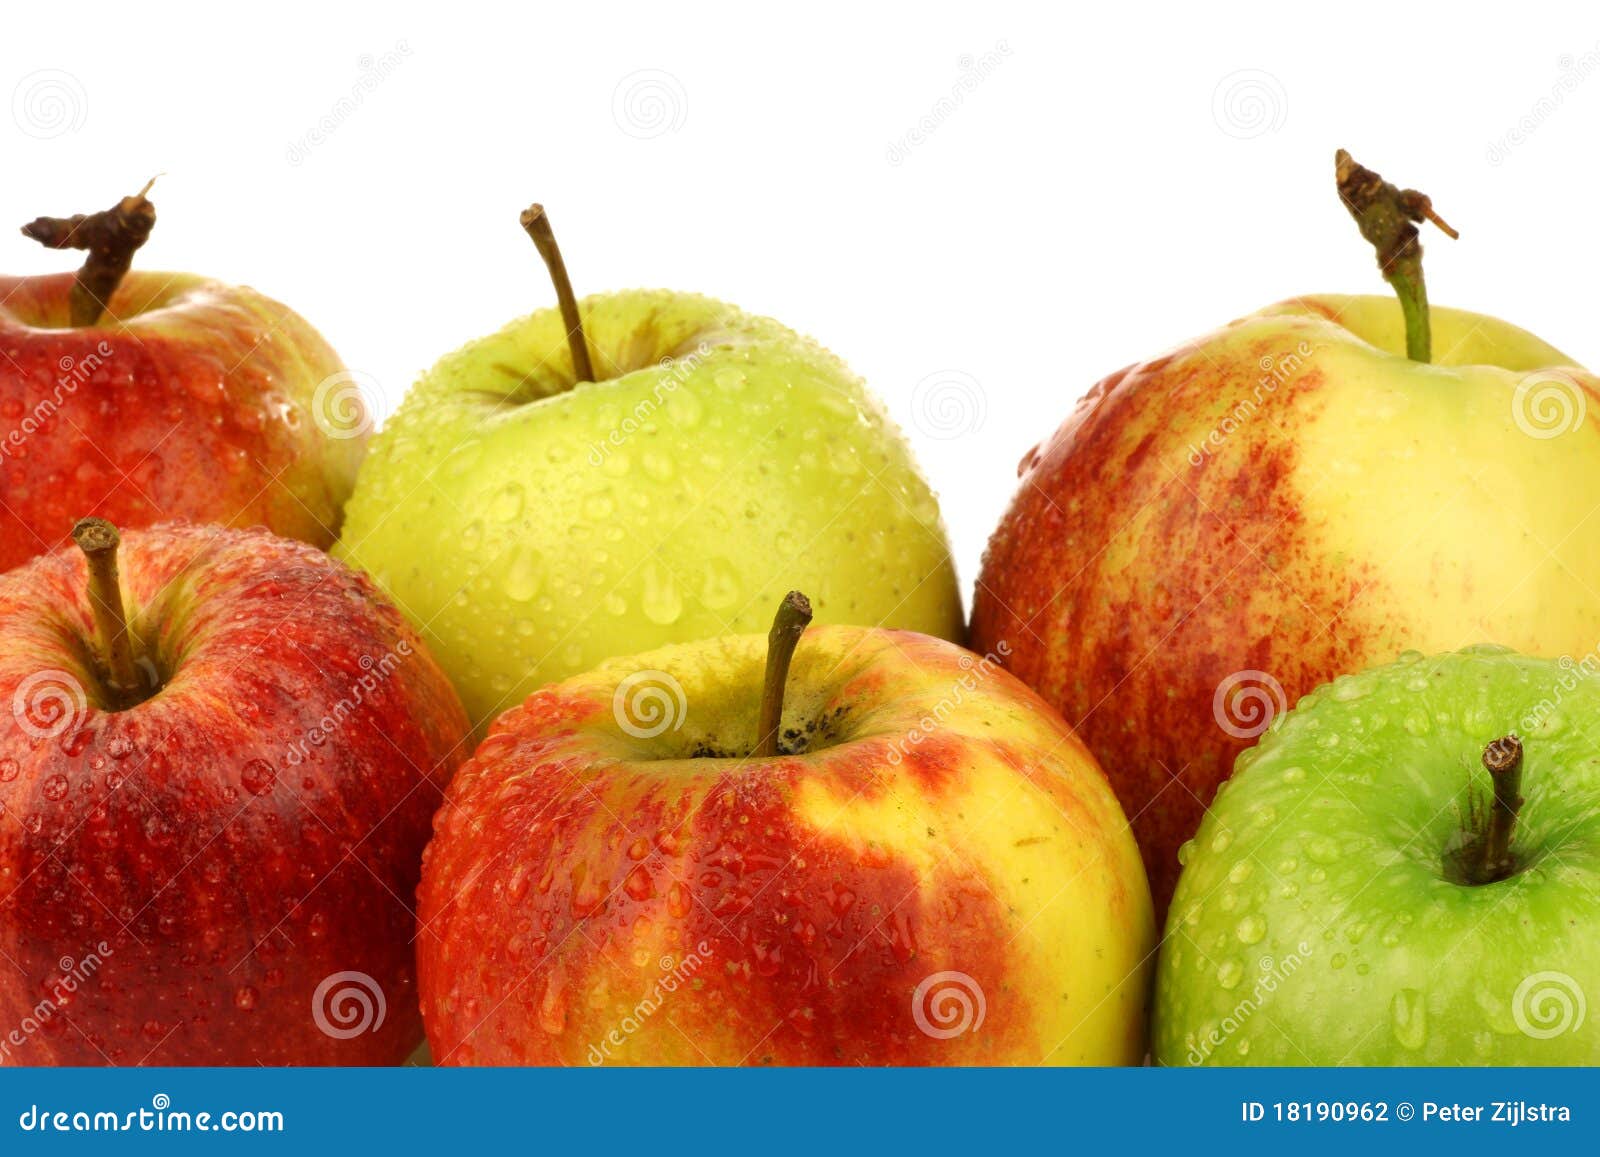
417 626 1154 1065
972 294 1600 912
336 291 964 730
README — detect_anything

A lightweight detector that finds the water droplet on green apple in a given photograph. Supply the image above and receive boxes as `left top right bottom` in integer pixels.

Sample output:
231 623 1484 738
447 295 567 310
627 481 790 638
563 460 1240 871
1235 915 1266 945
1216 959 1244 990
603 593 628 616
1330 953 1347 970
1209 829 1233 854
640 562 682 625
1281 766 1307 784
1389 988 1428 1050
1177 838 1195 866
504 546 545 602
1304 835 1340 864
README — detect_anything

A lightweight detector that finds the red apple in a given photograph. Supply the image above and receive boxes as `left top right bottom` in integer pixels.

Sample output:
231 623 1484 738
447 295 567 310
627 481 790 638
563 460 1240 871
418 594 1154 1066
0 185 368 573
0 520 470 1064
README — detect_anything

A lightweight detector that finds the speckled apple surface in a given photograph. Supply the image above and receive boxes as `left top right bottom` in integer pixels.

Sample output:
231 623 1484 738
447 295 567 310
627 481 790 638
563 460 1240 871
335 290 965 729
972 294 1600 913
0 523 470 1064
1155 647 1600 1065
0 271 367 572
417 625 1154 1065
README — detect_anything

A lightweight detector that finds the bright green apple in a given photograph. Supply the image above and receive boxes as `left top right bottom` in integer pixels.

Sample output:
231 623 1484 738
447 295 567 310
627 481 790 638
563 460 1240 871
336 211 963 727
1155 646 1600 1065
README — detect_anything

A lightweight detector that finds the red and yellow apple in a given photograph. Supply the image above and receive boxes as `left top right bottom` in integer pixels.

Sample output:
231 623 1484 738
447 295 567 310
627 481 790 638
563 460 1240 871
0 521 470 1064
0 185 368 572
972 293 1600 911
417 598 1153 1065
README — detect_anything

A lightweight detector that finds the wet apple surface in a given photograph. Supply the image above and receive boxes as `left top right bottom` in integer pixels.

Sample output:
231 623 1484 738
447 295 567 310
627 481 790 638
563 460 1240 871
336 209 964 731
0 269 366 572
417 621 1154 1065
972 293 1600 914
1154 647 1600 1065
0 523 470 1064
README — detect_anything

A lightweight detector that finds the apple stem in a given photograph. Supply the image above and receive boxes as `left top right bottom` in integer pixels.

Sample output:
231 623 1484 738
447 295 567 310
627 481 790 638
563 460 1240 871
21 179 158 327
1472 734 1525 885
71 517 144 708
519 203 596 384
1334 149 1458 363
755 591 814 757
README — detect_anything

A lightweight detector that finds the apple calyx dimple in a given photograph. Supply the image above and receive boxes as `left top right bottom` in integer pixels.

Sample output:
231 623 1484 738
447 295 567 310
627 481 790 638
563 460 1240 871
1334 149 1458 363
21 179 158 327
70 517 152 710
755 590 814 757
519 202 596 385
1449 734 1527 887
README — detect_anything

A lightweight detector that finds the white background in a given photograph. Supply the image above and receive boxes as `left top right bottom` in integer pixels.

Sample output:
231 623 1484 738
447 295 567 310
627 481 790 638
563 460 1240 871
5 1 1598 608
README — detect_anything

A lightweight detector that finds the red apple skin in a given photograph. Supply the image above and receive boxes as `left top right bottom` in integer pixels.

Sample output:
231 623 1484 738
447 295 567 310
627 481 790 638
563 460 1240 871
0 271 367 573
0 523 470 1064
418 628 1153 1066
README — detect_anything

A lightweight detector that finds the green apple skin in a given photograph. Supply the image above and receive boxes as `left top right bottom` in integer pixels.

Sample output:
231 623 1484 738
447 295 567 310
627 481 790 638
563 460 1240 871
336 291 964 728
1154 646 1600 1066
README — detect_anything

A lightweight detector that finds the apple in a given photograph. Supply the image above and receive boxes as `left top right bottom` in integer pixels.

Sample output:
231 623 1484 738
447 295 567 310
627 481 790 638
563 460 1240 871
970 150 1600 912
416 592 1154 1065
0 519 470 1064
1154 646 1600 1065
1 183 369 573
335 205 964 730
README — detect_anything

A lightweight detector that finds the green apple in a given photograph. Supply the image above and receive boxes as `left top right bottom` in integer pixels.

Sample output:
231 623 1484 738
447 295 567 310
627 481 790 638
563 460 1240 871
336 206 963 727
1154 646 1600 1065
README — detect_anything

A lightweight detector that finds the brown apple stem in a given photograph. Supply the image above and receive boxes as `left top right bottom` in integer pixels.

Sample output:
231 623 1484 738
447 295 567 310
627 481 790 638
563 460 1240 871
755 591 814 757
1474 734 1525 884
519 203 596 384
71 517 143 707
21 179 158 327
1334 149 1458 363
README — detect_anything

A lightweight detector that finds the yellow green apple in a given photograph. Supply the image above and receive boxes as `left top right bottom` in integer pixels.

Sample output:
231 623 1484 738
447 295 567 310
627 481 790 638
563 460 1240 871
336 207 963 729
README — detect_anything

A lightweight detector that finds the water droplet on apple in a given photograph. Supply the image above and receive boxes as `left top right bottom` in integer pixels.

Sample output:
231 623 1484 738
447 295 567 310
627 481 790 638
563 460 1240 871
41 774 68 801
1389 988 1428 1050
504 546 545 602
1216 959 1244 990
1281 766 1307 784
1209 829 1233 854
701 558 740 610
1235 915 1266 944
713 368 746 391
1176 839 1195 866
234 986 258 1011
105 736 133 760
640 563 682 625
489 482 526 522
0 758 18 782
240 760 276 796
1304 836 1340 864
1330 953 1347 970
583 492 615 520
